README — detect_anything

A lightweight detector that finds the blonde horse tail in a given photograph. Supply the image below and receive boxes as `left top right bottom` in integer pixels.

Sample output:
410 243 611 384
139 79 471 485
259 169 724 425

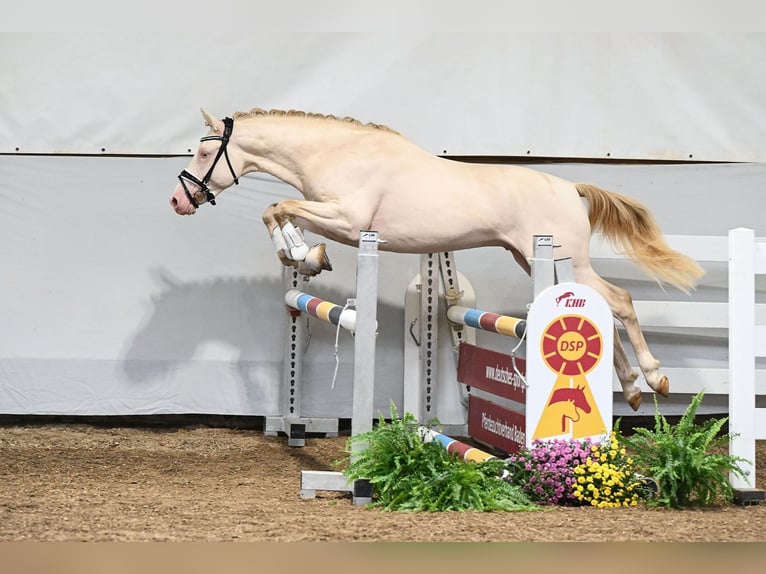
576 183 705 293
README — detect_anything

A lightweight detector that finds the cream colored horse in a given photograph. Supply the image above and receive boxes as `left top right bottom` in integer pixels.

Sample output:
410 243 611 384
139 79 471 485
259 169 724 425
170 108 704 410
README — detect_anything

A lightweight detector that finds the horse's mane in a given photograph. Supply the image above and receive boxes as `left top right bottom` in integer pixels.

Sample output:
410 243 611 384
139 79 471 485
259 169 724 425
232 108 400 135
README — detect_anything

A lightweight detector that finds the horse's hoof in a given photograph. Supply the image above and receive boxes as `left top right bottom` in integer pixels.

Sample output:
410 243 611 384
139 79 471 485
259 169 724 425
655 375 670 397
320 246 332 272
301 243 332 275
297 260 321 277
627 389 642 411
311 243 332 272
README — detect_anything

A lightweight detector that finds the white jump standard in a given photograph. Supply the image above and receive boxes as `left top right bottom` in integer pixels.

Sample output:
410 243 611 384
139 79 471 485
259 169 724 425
294 230 381 505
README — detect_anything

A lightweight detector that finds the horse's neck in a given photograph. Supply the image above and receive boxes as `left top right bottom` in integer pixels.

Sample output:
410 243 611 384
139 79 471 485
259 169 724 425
237 118 366 193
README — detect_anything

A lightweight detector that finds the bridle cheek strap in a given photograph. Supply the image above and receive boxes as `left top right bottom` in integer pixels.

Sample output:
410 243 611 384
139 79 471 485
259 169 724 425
178 116 239 208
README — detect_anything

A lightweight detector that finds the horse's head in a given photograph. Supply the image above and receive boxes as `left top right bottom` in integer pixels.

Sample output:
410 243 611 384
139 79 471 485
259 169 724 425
170 109 242 215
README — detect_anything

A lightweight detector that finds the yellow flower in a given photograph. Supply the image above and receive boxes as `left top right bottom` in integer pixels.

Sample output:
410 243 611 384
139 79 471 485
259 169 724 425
578 476 585 484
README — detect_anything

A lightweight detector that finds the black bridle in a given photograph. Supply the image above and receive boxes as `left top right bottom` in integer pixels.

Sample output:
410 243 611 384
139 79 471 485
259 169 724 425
177 116 239 208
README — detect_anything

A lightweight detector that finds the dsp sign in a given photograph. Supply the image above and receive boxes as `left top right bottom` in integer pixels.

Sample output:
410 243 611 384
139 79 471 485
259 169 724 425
525 282 613 447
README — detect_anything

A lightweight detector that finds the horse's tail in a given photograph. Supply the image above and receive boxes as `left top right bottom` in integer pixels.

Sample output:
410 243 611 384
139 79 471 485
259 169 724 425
576 183 704 293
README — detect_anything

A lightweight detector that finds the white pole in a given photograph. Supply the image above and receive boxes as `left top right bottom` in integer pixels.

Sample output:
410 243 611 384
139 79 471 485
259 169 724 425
351 231 379 441
729 227 756 489
531 235 555 301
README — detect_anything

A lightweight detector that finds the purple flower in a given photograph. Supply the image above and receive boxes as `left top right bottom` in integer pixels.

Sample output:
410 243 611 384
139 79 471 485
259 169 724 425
505 437 601 505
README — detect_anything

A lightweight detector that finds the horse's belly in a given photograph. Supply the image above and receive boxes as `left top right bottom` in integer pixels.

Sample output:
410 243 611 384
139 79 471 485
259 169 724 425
369 205 499 253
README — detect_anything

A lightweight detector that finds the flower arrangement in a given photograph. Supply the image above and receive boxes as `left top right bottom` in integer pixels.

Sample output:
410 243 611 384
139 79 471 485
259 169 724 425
571 432 642 508
335 392 752 512
504 438 595 505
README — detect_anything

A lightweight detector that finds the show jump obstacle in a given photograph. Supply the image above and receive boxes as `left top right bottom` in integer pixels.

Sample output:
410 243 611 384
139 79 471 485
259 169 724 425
266 231 380 449
406 235 615 456
284 229 762 503
291 230 380 504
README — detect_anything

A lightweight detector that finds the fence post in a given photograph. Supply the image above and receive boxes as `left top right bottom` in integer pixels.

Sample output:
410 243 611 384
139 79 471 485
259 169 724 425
729 227 756 489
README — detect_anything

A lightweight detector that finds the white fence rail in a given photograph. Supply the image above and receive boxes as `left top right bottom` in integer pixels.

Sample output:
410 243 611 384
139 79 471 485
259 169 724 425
592 228 765 489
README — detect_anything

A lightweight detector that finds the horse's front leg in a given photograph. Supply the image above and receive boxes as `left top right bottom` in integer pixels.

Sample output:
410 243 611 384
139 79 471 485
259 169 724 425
262 200 342 277
262 203 300 269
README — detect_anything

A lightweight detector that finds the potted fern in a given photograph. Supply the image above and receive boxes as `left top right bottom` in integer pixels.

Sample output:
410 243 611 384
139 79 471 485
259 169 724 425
340 404 537 512
616 390 751 508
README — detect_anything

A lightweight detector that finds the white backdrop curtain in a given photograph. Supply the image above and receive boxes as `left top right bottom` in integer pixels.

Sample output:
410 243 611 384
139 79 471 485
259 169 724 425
1 31 765 417
2 33 764 160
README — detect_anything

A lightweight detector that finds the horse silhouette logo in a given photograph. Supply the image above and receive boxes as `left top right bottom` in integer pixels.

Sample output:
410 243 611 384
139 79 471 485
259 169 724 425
547 385 591 432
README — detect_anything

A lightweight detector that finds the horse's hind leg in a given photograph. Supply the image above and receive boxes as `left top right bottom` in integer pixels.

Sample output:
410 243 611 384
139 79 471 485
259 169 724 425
575 267 670 408
613 325 642 410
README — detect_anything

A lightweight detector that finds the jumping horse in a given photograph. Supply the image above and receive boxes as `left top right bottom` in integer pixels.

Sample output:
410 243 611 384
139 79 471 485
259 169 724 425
170 108 705 410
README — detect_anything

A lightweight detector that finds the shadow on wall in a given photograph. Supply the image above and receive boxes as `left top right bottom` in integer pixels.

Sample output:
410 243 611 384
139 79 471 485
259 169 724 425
120 268 404 412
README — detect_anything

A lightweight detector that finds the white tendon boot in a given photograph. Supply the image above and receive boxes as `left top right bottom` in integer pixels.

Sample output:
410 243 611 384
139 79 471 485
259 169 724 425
281 221 310 261
271 222 332 276
270 226 292 266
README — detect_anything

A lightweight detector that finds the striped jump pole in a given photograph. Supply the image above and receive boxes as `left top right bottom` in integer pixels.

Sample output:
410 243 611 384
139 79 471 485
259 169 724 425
446 305 527 339
419 427 497 463
285 289 362 332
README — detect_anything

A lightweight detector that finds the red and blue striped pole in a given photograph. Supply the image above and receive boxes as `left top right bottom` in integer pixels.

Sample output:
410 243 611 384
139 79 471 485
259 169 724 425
446 305 526 339
419 427 497 463
285 289 362 332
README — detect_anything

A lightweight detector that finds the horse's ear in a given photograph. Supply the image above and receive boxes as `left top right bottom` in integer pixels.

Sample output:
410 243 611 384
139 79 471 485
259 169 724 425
200 108 224 135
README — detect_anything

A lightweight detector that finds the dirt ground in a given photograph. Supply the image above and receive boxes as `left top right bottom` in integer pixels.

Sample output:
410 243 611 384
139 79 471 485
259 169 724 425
1 423 765 542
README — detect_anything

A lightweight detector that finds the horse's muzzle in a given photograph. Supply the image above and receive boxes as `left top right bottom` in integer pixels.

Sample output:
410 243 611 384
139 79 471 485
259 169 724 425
170 189 197 215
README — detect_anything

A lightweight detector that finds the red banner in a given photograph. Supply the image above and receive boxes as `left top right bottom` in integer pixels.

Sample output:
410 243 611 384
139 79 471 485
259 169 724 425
467 395 526 455
457 343 526 402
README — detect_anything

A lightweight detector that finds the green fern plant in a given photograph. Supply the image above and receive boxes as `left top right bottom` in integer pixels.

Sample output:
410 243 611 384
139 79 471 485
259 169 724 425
340 404 537 512
616 390 751 508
